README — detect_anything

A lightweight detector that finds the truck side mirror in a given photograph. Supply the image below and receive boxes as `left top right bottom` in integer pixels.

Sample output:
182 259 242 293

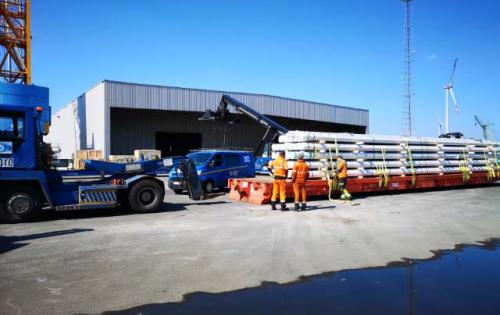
43 122 50 136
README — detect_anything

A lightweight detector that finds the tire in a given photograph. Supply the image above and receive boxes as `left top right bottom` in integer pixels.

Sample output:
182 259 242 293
127 179 164 213
203 179 214 193
173 189 184 194
0 185 41 223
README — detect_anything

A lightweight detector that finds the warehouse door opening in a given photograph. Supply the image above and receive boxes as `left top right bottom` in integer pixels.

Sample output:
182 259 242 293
155 132 202 157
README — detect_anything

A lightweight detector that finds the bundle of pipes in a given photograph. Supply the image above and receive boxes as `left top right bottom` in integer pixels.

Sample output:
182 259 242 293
271 131 500 179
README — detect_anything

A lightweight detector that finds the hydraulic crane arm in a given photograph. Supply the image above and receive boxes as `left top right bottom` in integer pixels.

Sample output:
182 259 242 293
217 95 289 134
199 95 289 156
474 114 494 141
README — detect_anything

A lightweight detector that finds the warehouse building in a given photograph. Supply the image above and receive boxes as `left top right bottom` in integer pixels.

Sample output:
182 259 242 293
48 80 369 159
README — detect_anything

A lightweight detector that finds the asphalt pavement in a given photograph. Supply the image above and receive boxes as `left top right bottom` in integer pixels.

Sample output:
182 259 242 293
1 184 500 314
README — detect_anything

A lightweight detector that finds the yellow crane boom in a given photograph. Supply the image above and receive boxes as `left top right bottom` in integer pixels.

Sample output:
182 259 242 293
0 0 31 84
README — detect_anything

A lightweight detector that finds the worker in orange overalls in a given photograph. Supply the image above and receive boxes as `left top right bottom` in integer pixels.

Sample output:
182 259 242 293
336 155 352 200
268 151 288 211
291 152 310 211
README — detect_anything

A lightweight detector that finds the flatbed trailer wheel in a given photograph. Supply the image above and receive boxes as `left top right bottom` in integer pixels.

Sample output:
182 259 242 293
0 186 41 223
127 179 165 213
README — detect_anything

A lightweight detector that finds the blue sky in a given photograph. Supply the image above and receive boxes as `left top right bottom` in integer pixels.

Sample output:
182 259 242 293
31 0 499 139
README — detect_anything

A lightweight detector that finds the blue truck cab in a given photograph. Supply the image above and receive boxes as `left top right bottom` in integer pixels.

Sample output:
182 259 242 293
168 150 255 193
0 82 170 223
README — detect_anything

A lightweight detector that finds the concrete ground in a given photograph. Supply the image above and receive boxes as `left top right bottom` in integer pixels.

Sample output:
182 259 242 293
1 184 500 314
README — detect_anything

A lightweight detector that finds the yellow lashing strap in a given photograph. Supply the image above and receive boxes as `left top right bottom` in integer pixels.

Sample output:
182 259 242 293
334 138 340 192
405 142 416 186
492 146 500 177
326 141 338 201
484 151 495 180
458 148 470 182
375 147 389 188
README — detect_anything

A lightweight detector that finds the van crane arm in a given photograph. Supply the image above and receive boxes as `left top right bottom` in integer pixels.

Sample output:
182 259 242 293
199 95 289 156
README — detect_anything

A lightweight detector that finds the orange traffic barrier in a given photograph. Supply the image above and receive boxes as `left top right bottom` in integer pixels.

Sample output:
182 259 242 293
228 178 252 202
228 177 331 205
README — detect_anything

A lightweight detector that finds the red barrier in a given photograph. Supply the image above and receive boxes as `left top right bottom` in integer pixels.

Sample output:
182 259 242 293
228 178 252 202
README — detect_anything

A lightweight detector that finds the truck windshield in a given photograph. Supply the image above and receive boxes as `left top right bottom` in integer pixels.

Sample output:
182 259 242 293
187 152 212 166
0 115 23 138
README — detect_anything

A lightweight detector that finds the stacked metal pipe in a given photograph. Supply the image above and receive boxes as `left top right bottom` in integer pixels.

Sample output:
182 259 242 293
271 131 500 179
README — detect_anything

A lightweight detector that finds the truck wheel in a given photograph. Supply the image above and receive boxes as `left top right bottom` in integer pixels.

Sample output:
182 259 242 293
127 179 164 213
0 186 41 223
203 179 214 193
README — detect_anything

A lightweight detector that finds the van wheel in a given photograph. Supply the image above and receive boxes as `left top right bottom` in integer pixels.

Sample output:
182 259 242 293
127 179 164 213
0 186 41 223
203 180 214 193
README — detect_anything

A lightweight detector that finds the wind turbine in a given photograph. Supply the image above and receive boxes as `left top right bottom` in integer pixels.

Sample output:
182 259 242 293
444 58 459 133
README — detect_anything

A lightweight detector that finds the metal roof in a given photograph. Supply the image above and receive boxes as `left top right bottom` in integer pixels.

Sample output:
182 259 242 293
103 80 369 127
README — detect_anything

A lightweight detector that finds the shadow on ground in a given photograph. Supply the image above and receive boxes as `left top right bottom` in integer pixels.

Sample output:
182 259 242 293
0 200 230 224
0 228 94 254
303 204 337 211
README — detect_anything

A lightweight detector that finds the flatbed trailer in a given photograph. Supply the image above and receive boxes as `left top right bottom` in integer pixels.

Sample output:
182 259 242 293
228 172 499 204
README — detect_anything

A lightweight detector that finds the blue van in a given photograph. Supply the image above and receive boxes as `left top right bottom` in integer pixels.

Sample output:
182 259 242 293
255 156 273 175
168 150 255 193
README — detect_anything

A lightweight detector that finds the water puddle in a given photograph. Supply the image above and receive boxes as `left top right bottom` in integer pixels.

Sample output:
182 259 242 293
104 239 500 315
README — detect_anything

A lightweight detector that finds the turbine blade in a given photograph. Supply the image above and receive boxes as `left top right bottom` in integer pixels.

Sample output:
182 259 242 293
449 88 459 114
448 58 458 85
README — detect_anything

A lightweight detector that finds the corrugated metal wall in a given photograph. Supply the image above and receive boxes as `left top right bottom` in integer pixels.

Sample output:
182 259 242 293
51 80 369 159
104 80 369 128
110 108 364 155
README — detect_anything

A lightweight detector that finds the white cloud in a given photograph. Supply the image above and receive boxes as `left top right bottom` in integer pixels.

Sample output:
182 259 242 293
426 53 438 60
